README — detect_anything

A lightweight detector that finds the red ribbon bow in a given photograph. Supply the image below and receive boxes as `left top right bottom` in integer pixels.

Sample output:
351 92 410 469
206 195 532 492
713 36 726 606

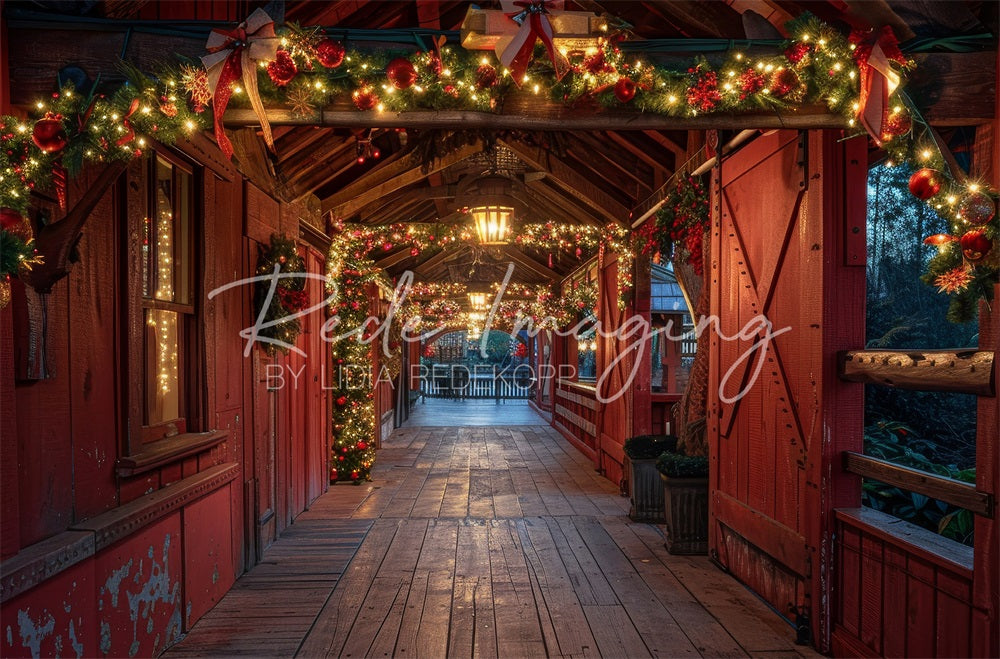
201 8 279 159
115 98 141 147
850 26 907 145
500 0 569 85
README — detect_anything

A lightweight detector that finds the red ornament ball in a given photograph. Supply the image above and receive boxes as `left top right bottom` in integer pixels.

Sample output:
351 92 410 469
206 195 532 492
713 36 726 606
475 64 498 90
351 470 360 480
336 395 348 406
880 111 911 142
382 242 393 251
316 38 346 68
769 68 800 98
353 88 379 111
958 191 996 226
267 50 298 87
960 228 992 262
357 441 368 450
387 57 418 90
908 168 943 200
614 77 637 103
410 247 420 257
32 112 68 153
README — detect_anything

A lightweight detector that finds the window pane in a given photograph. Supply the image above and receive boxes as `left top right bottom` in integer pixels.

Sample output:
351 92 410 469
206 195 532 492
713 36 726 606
153 157 175 302
145 308 181 425
176 167 192 305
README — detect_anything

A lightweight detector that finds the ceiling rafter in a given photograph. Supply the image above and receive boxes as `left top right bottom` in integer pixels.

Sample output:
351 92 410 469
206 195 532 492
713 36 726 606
499 138 631 224
322 141 484 216
606 132 673 174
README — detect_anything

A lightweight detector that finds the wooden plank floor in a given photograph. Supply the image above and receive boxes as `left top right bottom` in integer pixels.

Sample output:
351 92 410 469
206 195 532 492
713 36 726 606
167 408 819 658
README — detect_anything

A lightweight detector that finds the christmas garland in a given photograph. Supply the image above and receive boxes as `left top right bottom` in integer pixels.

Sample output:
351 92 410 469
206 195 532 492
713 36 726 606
326 236 380 484
253 234 308 354
0 208 43 308
2 10 996 319
653 174 711 275
338 220 636 305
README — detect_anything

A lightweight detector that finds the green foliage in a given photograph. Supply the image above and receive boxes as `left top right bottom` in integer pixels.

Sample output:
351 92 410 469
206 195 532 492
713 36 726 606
0 231 37 278
624 434 676 460
656 451 709 478
862 420 975 546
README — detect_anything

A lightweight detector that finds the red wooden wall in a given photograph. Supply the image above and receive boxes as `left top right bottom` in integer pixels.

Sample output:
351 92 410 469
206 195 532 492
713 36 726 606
707 130 866 651
0 148 331 656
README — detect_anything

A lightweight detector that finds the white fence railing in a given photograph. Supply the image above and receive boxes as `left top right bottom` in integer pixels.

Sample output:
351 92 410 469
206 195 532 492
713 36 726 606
419 365 535 399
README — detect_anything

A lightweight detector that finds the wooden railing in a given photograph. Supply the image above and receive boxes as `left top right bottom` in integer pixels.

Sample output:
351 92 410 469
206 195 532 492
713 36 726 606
834 347 995 657
843 451 993 518
839 349 994 396
552 380 598 454
837 348 995 518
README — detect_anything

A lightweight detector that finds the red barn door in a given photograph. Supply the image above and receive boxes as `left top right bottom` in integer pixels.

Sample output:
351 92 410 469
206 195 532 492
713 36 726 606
707 130 866 651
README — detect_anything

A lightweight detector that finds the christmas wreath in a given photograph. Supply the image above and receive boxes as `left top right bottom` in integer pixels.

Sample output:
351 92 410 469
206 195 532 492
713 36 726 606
253 234 308 354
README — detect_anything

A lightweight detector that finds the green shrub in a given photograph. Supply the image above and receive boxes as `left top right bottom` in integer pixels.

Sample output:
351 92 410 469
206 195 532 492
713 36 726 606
624 435 676 460
656 452 708 478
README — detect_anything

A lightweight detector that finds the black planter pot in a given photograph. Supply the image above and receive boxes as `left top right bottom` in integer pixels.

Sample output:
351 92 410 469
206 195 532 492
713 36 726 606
625 455 665 523
660 473 709 555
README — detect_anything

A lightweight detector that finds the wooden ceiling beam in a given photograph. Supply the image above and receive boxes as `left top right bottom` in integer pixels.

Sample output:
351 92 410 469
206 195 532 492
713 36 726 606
427 172 451 218
501 246 559 282
414 246 467 277
276 127 336 165
604 132 670 175
225 107 851 132
499 138 631 224
519 183 607 227
568 133 653 196
321 141 483 216
646 0 749 37
283 134 358 186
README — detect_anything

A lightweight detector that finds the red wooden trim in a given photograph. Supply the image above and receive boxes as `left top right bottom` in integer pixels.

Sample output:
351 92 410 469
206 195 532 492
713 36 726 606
72 462 239 551
0 306 19 559
835 508 974 574
0 531 94 604
115 429 229 477
831 624 882 658
551 420 597 464
713 490 810 578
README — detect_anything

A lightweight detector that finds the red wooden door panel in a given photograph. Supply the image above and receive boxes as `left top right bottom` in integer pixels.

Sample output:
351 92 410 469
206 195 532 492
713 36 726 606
597 255 629 486
708 130 866 651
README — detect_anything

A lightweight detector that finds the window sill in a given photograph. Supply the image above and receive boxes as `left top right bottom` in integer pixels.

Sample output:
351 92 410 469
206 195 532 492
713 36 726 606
116 429 228 477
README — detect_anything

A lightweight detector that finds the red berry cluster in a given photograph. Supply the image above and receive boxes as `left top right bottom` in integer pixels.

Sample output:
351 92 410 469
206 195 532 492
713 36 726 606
686 68 722 112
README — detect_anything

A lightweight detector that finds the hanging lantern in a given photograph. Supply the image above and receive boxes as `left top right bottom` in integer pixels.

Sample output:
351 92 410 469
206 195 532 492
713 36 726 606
468 292 489 310
470 205 513 245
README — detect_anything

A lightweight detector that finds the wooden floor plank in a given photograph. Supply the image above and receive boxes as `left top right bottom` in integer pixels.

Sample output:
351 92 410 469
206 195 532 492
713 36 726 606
168 401 808 659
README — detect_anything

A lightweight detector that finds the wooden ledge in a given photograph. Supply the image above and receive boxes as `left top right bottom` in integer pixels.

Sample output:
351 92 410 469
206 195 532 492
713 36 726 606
75 462 240 551
834 507 974 573
1 463 239 603
0 531 94 604
115 429 229 477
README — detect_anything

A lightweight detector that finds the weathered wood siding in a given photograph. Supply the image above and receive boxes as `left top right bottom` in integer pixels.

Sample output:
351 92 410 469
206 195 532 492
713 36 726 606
0 151 331 656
